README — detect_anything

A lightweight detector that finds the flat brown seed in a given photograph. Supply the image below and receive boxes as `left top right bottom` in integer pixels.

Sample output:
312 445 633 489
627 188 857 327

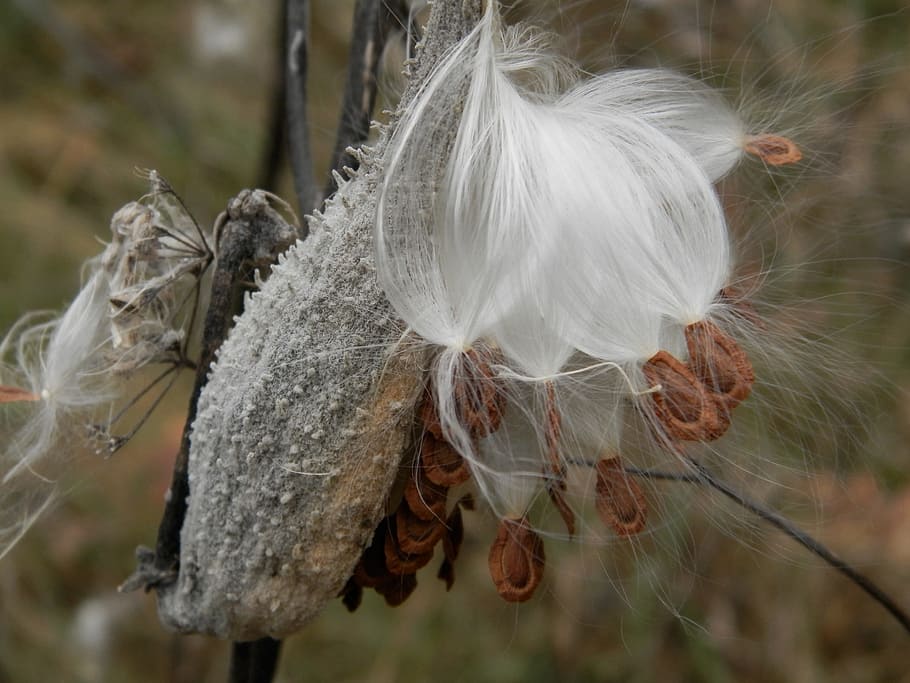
642 351 729 442
453 347 505 438
0 385 40 403
375 573 418 607
488 517 545 603
594 459 647 536
421 432 472 487
743 134 802 166
352 520 395 589
419 390 444 439
544 382 566 479
546 484 576 537
402 466 449 522
384 515 435 575
685 320 754 408
396 503 446 555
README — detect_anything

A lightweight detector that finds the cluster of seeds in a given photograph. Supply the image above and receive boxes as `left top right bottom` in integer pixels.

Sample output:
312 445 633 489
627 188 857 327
369 2 804 605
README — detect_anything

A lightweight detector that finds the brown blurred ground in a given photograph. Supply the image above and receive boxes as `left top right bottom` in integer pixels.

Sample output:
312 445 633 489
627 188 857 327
1 1 909 681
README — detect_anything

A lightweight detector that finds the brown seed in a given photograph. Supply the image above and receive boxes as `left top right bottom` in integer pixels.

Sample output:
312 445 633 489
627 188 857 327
743 134 802 166
419 389 444 438
384 514 435 575
402 465 449 522
543 382 566 480
488 516 545 603
421 432 472 487
0 385 40 403
396 503 446 555
453 347 505 438
594 458 647 536
685 320 754 409
352 521 394 589
546 484 576 537
642 350 729 442
375 573 418 607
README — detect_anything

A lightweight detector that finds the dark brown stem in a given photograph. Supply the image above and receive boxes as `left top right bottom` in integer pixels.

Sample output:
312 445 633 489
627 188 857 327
121 193 297 594
323 0 418 200
258 5 288 192
228 638 283 683
625 463 910 634
286 0 317 219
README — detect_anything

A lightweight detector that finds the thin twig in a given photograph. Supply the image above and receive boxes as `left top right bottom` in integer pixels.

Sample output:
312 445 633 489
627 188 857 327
323 0 420 200
286 0 317 220
625 463 910 634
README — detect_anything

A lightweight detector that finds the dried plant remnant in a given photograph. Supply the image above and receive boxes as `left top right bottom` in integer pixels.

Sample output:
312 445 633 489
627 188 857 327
488 516 545 603
595 459 647 536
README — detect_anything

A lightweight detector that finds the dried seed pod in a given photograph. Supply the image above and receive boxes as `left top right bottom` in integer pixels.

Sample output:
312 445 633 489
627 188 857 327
488 516 545 603
421 432 472 487
743 134 802 166
642 350 729 442
594 458 647 536
685 320 754 408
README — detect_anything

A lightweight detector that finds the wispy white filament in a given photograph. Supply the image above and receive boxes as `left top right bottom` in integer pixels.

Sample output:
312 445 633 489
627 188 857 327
376 1 751 522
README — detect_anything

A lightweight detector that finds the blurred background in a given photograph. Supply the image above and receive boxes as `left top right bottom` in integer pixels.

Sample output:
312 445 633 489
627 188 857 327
1 0 909 681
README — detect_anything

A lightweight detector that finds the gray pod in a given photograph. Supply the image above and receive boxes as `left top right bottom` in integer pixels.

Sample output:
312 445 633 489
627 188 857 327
153 0 482 641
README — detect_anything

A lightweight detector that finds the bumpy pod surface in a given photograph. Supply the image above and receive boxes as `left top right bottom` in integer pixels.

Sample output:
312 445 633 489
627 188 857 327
154 1 483 640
